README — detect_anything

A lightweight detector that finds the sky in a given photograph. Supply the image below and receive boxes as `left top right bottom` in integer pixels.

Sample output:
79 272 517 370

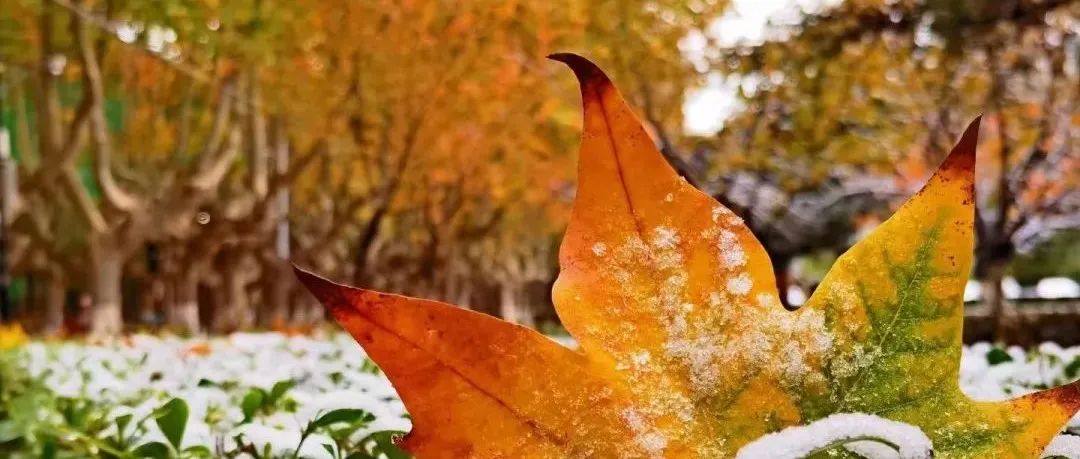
681 0 841 136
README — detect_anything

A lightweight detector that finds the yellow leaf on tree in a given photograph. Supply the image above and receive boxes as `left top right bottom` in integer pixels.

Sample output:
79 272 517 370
296 54 1080 458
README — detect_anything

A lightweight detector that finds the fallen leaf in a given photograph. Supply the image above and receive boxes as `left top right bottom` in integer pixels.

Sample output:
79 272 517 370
296 53 1080 458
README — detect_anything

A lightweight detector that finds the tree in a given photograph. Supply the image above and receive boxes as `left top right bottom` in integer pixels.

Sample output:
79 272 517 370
714 0 1079 339
1 0 731 334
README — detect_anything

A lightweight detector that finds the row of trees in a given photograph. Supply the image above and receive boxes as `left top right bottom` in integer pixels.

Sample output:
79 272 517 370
0 0 724 336
0 0 1075 341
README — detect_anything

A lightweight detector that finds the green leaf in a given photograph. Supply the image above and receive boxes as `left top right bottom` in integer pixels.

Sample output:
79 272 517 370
182 445 213 458
312 409 375 428
41 435 57 459
1065 356 1080 380
116 413 133 437
986 347 1013 366
358 431 408 459
154 398 189 450
241 389 265 422
268 380 295 404
133 441 171 459
0 420 22 442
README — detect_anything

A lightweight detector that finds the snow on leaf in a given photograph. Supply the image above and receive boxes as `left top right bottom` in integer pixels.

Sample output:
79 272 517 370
735 413 932 459
295 53 1080 458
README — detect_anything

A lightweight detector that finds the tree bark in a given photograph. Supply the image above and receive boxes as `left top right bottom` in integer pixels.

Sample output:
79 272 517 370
499 281 534 327
212 255 254 333
352 205 388 285
259 258 292 329
982 260 1018 344
168 268 202 334
43 267 66 336
90 247 124 337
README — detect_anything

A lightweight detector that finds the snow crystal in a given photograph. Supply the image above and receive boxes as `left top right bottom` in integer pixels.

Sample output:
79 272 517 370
638 431 669 455
631 351 652 367
735 413 932 459
1043 435 1080 458
651 226 680 249
711 205 743 225
726 273 752 296
780 341 810 380
620 408 668 457
718 230 747 267
708 292 723 307
592 242 608 257
621 408 647 431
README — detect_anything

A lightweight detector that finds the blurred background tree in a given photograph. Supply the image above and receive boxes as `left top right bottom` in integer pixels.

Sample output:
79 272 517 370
712 0 1079 340
0 0 1076 343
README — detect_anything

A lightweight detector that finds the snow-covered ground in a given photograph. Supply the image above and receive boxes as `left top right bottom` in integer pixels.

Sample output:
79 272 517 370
4 333 1079 457
5 332 411 458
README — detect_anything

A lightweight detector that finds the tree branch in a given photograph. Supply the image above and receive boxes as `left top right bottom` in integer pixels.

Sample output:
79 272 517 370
60 167 107 233
72 5 141 213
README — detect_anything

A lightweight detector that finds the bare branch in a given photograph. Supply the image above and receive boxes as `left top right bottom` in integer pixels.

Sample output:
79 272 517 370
194 77 237 168
60 167 107 233
72 7 142 213
189 126 242 192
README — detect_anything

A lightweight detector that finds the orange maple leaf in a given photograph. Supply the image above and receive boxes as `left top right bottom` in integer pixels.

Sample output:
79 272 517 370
296 54 1080 458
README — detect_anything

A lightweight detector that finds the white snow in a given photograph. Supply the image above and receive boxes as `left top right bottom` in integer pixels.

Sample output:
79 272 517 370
726 273 753 295
1003 277 1023 299
8 333 1080 456
718 230 748 267
1036 277 1080 300
1043 434 1080 458
787 285 808 307
651 226 681 249
964 280 982 302
12 332 409 456
735 413 932 459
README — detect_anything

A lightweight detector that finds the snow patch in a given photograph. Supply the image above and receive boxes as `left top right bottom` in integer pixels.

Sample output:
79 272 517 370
651 226 681 249
1043 435 1080 458
726 273 752 296
620 408 668 457
735 413 932 459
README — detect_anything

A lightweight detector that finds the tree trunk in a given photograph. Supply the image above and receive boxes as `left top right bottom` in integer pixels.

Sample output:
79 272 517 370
43 268 66 336
291 289 323 325
212 257 254 333
168 269 202 334
499 281 533 327
259 258 291 329
352 205 388 285
983 261 1019 344
90 248 124 337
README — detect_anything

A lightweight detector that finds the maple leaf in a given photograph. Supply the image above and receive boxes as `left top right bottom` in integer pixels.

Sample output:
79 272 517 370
295 54 1080 458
